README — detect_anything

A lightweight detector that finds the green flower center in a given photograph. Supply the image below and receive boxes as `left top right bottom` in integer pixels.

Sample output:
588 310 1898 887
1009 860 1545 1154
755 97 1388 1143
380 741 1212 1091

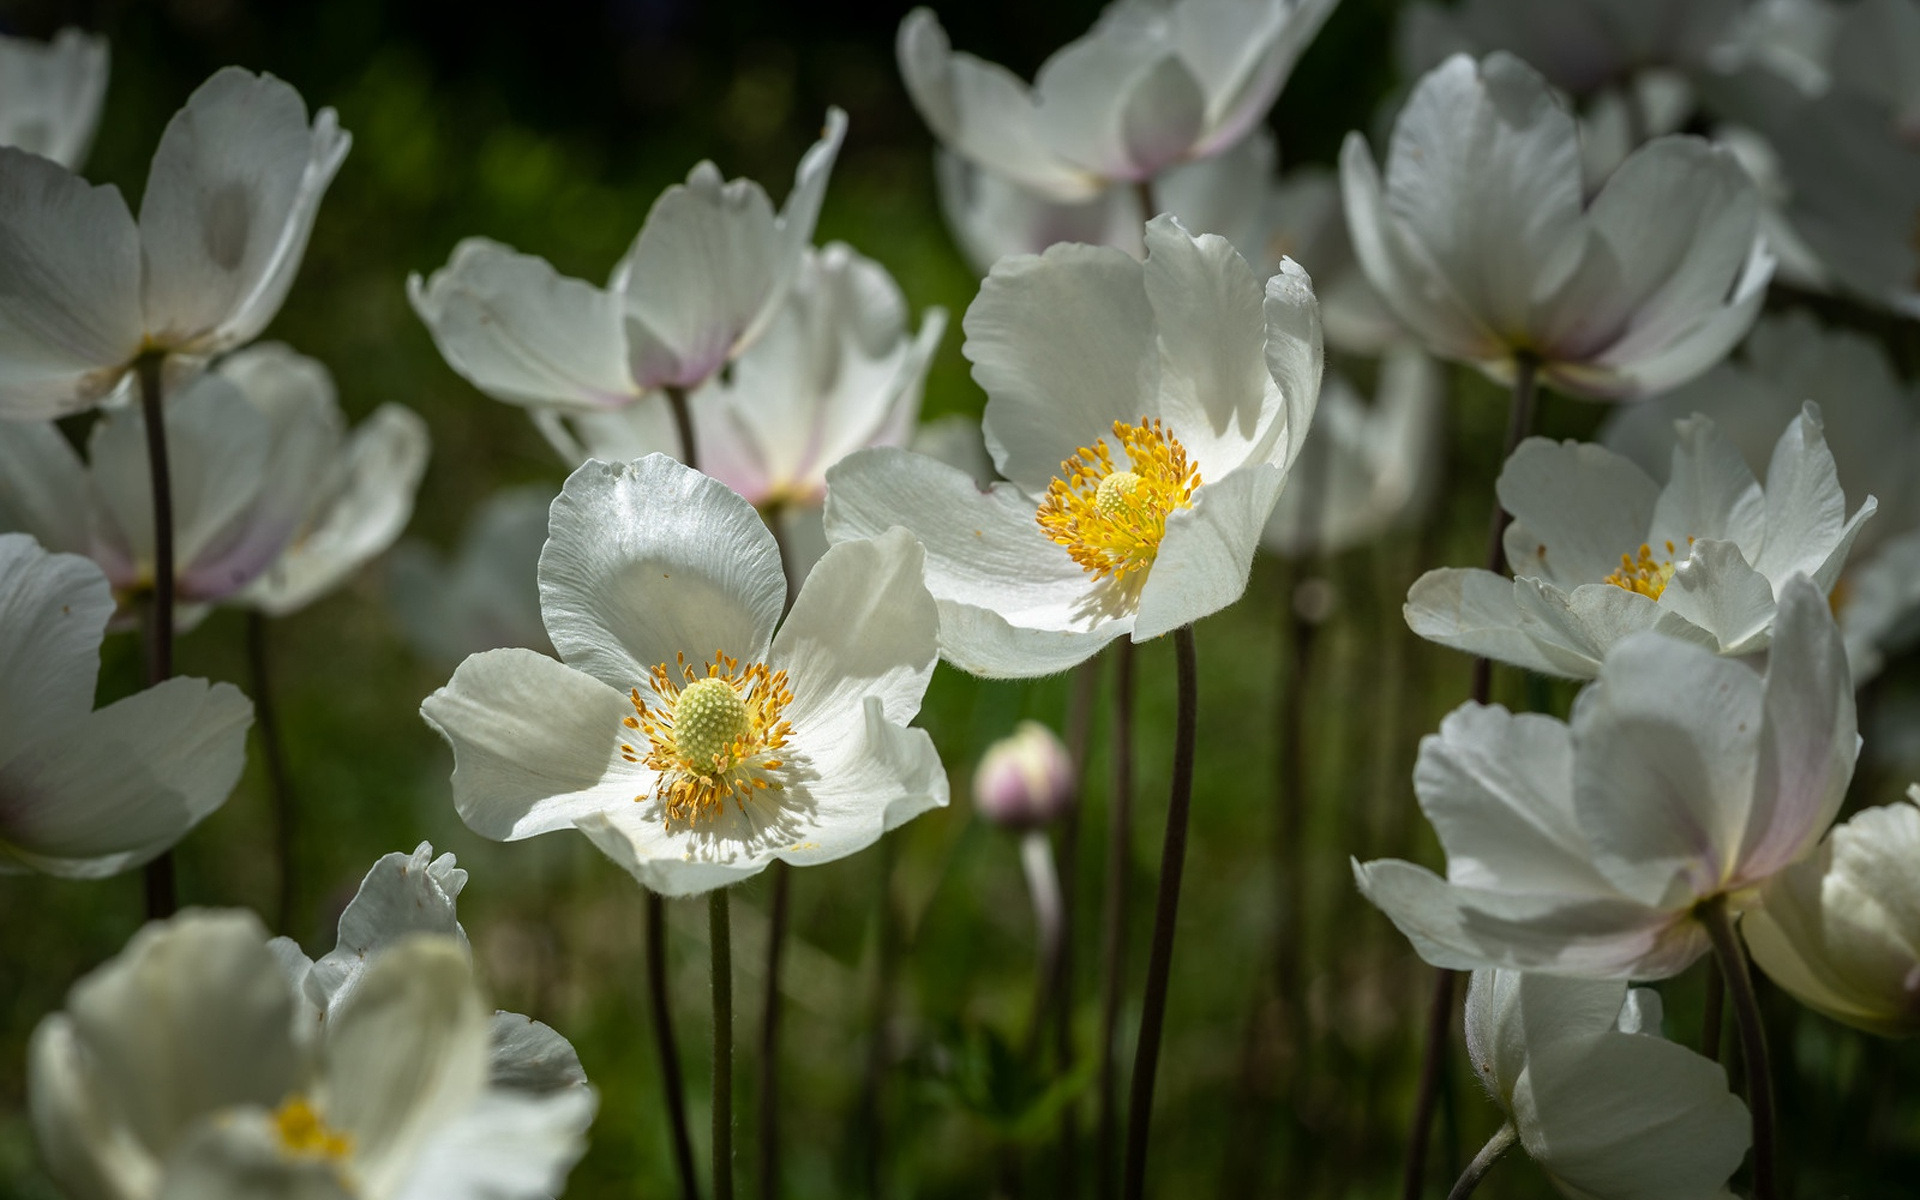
671 677 754 775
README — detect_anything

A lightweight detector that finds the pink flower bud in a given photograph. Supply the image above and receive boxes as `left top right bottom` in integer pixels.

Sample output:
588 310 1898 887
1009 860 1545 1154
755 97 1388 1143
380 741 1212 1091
972 720 1075 830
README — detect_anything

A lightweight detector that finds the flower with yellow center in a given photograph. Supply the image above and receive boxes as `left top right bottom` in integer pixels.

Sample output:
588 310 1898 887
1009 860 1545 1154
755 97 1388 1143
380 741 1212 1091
825 215 1325 678
424 454 948 897
28 911 595 1200
1360 574 1856 981
1408 404 1876 680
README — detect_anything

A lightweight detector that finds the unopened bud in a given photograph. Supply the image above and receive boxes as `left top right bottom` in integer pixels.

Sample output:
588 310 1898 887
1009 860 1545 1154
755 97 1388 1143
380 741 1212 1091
972 720 1075 829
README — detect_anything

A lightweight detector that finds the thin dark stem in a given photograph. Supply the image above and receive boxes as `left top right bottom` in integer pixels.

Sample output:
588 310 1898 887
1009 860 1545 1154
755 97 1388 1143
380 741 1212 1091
1404 353 1539 1200
1275 567 1318 1065
1702 956 1726 1065
137 353 177 921
1094 640 1136 1200
711 889 735 1200
247 612 298 935
1053 657 1098 1199
1133 179 1155 221
648 893 701 1200
1446 1123 1517 1200
1120 625 1199 1200
1701 896 1777 1200
757 863 790 1200
1022 831 1067 1054
666 384 698 468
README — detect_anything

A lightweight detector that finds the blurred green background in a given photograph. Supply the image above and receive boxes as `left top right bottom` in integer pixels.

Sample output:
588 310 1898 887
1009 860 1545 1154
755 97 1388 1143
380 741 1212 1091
1 0 1917 1196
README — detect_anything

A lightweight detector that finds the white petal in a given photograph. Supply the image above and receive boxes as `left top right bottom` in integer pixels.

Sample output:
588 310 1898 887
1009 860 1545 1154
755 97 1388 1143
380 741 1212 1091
1462 969 1628 1105
1646 414 1765 556
63 911 299 1157
0 534 109 756
1659 538 1779 654
0 29 110 170
306 843 469 1015
1134 462 1284 639
1 676 250 878
421 648 649 842
1753 402 1872 584
1189 0 1338 154
967 241 1159 491
539 455 785 690
0 147 141 417
823 447 1128 677
155 1114 353 1200
1496 437 1660 588
29 1014 160 1200
1404 569 1607 678
388 1088 595 1200
241 403 431 616
772 528 937 737
0 420 93 557
1033 30 1204 179
138 68 349 353
408 238 639 409
488 1012 589 1094
320 937 489 1196
1260 256 1326 474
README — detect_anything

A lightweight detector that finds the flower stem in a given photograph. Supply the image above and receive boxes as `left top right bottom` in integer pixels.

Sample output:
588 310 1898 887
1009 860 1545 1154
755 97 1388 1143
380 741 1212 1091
136 352 177 921
667 384 698 467
1404 352 1539 1200
712 888 734 1200
1703 955 1725 1064
757 863 790 1200
246 612 298 935
647 892 700 1200
1094 639 1136 1200
1447 1123 1517 1200
1022 829 1067 1052
1701 895 1778 1200
1120 624 1199 1200
856 838 900 1198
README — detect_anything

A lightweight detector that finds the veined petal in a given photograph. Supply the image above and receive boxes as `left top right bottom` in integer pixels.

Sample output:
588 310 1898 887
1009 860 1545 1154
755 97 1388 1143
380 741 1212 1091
1260 257 1325 474
1752 402 1866 583
421 648 650 842
487 1013 588 1095
968 241 1160 491
1134 462 1284 639
540 455 785 691
1647 414 1765 558
1496 437 1660 589
0 534 109 758
771 528 937 736
0 676 250 878
138 68 350 353
0 148 142 417
408 238 639 410
306 843 469 1015
1658 538 1778 654
1404 569 1605 678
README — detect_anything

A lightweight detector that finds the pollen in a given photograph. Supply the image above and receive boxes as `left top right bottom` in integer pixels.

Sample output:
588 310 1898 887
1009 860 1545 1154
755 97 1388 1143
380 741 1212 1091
272 1095 351 1161
628 650 794 826
1036 418 1201 583
1602 538 1691 600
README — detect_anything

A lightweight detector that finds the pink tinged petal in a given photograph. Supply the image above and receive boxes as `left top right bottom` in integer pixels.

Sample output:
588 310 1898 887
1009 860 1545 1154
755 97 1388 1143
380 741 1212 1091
1495 437 1660 588
0 421 92 557
407 238 638 410
0 676 250 878
1134 463 1284 639
1415 703 1614 895
1658 538 1779 654
0 535 110 755
772 528 938 735
822 447 1128 678
0 147 142 417
1137 216 1279 479
1646 414 1765 557
1353 857 1702 978
1188 0 1339 154
421 648 650 842
539 455 785 691
967 240 1160 492
1574 632 1764 907
138 68 350 353
1737 576 1856 883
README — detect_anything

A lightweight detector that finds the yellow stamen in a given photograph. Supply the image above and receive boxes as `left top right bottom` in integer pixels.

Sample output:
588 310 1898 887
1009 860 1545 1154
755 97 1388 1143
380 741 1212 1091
272 1095 351 1161
1602 538 1692 600
1036 418 1201 583
628 650 794 826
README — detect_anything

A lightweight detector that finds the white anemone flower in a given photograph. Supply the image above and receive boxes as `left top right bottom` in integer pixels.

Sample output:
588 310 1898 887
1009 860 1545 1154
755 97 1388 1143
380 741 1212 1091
407 109 846 410
1406 402 1874 678
388 487 557 667
29 910 593 1200
1464 969 1750 1200
274 843 598 1094
824 215 1322 678
1604 311 1920 682
1743 790 1920 1037
0 67 349 419
0 343 429 626
421 454 948 897
531 242 946 577
897 0 1338 202
0 534 250 878
0 28 108 169
1262 347 1443 558
1357 575 1855 980
1342 52 1772 400
933 129 1401 355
